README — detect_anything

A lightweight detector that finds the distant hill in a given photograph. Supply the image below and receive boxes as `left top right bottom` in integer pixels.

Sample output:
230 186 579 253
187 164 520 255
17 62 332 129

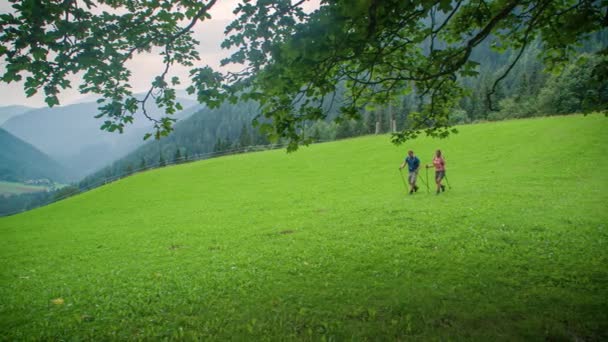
0 105 35 125
0 128 69 183
1 97 200 181
78 101 268 185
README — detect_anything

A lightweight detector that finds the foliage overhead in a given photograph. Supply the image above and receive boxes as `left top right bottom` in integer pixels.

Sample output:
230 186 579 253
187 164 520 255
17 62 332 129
1 0 606 150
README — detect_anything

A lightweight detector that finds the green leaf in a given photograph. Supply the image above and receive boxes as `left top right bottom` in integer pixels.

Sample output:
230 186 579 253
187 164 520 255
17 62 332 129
45 95 59 107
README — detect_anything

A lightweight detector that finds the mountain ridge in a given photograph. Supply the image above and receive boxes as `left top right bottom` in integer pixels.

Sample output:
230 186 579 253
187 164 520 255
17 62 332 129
0 127 69 183
1 97 200 180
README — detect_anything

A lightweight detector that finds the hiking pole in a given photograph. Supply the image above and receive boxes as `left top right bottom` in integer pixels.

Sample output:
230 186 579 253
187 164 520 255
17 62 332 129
425 167 430 193
398 169 409 193
416 169 428 190
444 173 452 190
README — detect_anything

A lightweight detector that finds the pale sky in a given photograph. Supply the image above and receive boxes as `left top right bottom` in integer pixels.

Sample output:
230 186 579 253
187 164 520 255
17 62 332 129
0 0 319 108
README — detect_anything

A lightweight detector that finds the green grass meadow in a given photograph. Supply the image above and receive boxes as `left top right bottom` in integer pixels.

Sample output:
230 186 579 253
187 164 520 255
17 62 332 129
1 114 607 340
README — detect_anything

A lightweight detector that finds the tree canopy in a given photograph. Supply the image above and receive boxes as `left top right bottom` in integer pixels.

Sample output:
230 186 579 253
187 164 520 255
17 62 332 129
1 0 606 150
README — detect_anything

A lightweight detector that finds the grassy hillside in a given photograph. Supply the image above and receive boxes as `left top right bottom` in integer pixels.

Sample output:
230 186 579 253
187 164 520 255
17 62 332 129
0 114 606 340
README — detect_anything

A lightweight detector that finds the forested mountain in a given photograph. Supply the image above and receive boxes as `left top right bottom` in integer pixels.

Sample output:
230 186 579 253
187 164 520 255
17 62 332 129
0 128 69 183
78 101 267 187
460 31 608 120
1 97 200 180
0 105 35 125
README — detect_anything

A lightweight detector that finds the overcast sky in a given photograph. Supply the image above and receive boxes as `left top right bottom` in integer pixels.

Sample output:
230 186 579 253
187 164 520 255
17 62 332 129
0 0 318 108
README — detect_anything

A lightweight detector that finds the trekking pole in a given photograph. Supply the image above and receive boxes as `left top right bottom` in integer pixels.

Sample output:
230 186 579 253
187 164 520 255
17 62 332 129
425 167 430 193
398 169 409 193
416 169 427 189
444 173 452 190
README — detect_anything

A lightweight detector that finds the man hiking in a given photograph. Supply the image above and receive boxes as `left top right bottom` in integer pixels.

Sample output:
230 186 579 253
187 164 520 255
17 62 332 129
426 149 446 195
399 150 420 195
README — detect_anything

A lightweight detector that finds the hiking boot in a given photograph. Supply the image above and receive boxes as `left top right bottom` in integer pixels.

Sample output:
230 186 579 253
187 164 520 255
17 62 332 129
409 190 414 195
414 185 419 192
441 185 445 192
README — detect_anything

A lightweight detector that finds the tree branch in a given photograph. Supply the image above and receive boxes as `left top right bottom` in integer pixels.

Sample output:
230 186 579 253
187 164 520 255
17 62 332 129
122 0 217 63
486 41 527 111
487 0 551 110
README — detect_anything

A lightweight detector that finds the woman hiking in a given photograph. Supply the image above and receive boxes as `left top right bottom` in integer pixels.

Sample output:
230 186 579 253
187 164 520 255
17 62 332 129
426 149 446 195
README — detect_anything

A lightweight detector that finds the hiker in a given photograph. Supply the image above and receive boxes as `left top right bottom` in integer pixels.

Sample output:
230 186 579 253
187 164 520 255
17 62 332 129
399 150 420 195
426 149 446 195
